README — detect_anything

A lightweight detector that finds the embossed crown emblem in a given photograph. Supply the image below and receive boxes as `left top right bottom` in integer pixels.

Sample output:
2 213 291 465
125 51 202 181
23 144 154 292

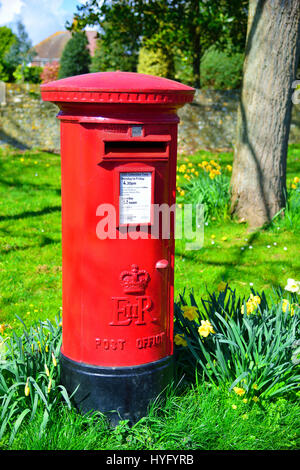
120 264 150 295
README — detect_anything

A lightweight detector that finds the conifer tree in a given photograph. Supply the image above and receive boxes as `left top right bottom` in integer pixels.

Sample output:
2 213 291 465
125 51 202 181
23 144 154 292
58 32 91 79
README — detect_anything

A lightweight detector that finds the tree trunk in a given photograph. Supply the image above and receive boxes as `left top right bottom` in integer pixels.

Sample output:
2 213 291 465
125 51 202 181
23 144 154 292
230 0 300 228
190 0 201 88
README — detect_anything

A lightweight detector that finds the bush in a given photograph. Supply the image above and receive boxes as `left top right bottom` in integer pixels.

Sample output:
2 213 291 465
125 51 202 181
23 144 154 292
12 64 42 83
137 46 175 79
200 46 244 89
90 38 138 73
174 281 300 403
40 61 60 84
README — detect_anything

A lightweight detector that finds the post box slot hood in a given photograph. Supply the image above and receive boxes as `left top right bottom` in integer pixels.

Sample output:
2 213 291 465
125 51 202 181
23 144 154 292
40 71 195 106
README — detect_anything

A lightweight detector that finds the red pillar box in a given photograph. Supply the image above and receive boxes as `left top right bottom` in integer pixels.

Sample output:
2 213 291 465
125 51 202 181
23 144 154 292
41 72 194 425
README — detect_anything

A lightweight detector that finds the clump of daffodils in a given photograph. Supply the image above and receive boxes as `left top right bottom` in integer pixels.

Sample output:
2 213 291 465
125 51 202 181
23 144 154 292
198 159 221 180
176 157 232 184
241 293 261 315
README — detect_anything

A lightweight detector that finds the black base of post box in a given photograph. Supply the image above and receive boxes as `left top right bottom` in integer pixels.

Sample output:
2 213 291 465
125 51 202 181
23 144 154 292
60 353 173 426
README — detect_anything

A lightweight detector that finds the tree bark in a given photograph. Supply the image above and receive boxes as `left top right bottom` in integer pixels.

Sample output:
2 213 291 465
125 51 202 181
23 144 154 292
190 0 201 88
230 0 300 228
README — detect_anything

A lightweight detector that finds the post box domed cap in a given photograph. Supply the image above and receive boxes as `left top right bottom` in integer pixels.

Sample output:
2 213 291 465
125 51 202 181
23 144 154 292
40 71 195 105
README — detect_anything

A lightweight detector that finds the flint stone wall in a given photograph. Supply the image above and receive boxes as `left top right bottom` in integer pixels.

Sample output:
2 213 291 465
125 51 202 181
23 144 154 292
0 84 299 154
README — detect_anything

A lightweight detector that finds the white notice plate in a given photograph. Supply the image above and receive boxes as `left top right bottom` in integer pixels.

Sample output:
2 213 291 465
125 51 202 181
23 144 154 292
119 172 152 225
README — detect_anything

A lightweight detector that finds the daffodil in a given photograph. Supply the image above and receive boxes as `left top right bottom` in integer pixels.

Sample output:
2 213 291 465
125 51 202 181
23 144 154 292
24 378 30 397
52 352 57 366
174 334 187 347
217 281 227 292
198 320 215 338
182 306 198 321
282 299 290 312
241 294 261 315
45 363 50 377
284 278 300 293
294 176 299 184
233 386 246 396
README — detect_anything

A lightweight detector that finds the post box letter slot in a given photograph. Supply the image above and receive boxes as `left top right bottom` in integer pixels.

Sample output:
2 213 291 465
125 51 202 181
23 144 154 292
104 141 169 160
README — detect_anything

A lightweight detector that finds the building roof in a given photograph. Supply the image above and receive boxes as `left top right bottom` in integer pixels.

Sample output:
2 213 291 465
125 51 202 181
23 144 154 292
33 30 98 62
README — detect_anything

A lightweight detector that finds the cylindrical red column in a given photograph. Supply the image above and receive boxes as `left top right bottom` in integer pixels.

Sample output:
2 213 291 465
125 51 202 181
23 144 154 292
41 72 194 424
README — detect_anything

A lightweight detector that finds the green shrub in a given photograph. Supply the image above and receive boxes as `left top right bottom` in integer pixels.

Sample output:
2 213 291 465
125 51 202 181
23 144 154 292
200 46 244 89
174 282 300 403
137 46 175 78
12 64 42 83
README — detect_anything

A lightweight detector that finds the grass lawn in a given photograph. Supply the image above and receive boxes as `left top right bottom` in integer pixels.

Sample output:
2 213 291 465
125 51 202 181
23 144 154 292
8 383 300 451
0 144 299 330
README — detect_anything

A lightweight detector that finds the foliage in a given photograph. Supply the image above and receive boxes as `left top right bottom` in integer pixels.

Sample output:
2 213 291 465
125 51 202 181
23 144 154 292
0 316 72 445
174 284 300 403
58 32 91 79
200 46 244 89
90 36 138 73
69 0 248 87
3 21 36 83
13 65 42 84
40 61 60 84
137 46 175 78
0 26 17 82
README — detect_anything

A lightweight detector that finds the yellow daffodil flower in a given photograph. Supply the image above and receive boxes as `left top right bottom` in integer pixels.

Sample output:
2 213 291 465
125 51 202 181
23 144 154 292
174 334 187 347
241 294 261 315
233 386 246 396
45 363 50 377
217 281 227 292
25 378 30 397
52 352 57 366
198 320 215 338
182 306 199 321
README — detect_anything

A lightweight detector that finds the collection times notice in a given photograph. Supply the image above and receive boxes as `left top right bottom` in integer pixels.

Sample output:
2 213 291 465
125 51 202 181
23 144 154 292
119 172 152 225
